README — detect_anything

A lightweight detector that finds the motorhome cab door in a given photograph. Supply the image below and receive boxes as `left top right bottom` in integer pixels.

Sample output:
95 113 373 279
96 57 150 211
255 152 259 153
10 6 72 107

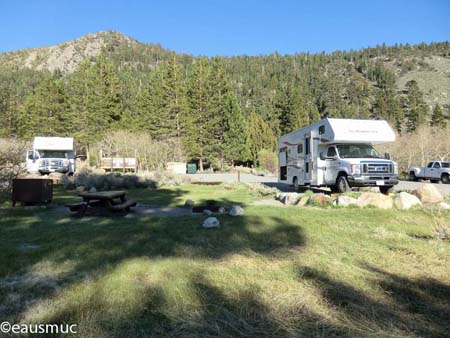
26 150 39 173
279 147 288 182
304 134 312 183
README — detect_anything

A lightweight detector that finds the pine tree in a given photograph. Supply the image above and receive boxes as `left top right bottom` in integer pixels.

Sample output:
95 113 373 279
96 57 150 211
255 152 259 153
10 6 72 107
404 80 429 132
161 56 188 139
0 83 18 137
431 103 446 128
247 111 277 163
68 54 122 144
19 77 72 138
185 58 213 171
222 93 250 165
134 66 166 136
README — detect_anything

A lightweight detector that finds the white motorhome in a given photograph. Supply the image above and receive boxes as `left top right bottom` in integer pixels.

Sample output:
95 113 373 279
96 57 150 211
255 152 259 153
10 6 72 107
26 137 75 175
278 118 399 194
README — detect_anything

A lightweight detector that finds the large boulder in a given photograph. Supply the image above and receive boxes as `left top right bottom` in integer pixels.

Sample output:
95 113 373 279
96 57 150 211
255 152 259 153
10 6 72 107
307 193 331 206
394 192 422 210
229 205 244 216
202 217 220 228
280 193 300 205
357 192 393 209
89 187 97 193
413 184 444 204
333 195 358 207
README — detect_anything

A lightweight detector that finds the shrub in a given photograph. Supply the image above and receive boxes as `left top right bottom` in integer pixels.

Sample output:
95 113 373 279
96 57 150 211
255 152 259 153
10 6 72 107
244 182 279 197
93 130 185 171
257 149 278 174
0 138 28 197
61 169 191 191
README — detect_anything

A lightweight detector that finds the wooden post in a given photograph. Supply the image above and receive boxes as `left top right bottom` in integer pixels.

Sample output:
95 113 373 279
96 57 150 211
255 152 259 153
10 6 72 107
123 157 125 173
237 170 240 183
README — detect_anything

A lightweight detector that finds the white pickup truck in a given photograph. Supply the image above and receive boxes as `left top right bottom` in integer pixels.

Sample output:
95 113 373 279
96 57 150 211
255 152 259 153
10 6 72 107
408 161 450 184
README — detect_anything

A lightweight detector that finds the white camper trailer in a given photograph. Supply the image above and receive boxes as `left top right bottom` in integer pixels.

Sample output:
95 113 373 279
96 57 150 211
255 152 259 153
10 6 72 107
278 118 399 194
26 137 75 175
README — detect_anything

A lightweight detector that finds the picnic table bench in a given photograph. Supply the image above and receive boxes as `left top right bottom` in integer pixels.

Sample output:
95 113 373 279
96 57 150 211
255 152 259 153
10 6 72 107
65 190 136 216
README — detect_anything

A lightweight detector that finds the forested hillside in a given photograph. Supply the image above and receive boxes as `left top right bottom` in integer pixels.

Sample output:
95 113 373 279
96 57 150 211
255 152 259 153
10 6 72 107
1 31 449 168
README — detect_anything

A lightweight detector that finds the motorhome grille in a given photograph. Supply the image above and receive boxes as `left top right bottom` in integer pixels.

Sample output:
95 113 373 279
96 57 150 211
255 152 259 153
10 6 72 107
40 159 64 167
363 163 392 174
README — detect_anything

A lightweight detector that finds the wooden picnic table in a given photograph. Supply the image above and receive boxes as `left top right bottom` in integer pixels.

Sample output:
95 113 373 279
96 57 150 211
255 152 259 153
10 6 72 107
66 190 136 215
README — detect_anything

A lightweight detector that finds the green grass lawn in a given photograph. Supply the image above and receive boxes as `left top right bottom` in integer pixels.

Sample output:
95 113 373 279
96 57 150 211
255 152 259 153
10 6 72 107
1 184 449 338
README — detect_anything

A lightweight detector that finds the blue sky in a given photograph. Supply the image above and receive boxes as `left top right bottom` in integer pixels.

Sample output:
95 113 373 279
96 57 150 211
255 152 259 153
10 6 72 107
0 0 449 56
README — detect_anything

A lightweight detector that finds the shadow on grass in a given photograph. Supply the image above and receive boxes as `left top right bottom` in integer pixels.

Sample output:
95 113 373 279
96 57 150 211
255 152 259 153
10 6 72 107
296 265 450 338
0 207 305 324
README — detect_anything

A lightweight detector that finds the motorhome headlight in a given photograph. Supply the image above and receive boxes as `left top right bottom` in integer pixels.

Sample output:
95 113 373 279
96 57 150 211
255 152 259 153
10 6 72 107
394 164 398 175
350 164 361 175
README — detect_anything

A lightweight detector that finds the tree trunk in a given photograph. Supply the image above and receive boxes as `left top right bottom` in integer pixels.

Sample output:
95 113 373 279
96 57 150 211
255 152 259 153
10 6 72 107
199 157 204 172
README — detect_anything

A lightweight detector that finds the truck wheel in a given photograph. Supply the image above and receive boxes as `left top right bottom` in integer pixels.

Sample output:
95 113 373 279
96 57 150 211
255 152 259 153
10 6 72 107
336 175 350 193
293 177 300 192
379 186 394 195
409 171 418 181
442 174 450 184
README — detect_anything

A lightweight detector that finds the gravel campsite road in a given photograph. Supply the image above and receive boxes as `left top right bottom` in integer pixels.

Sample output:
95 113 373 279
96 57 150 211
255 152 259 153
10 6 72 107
190 173 450 197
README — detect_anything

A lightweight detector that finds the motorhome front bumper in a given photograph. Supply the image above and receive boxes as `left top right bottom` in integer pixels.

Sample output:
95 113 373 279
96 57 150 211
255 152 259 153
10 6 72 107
39 166 69 174
347 175 399 187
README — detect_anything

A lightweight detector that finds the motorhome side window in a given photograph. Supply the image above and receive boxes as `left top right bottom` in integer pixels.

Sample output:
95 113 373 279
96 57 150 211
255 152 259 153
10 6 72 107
433 162 441 168
427 162 433 168
279 147 287 153
305 138 310 155
297 144 303 154
327 146 336 158
319 125 325 135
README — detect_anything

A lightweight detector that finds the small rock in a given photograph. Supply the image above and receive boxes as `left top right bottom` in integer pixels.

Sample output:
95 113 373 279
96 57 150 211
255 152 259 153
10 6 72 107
89 187 97 193
229 205 244 216
202 217 220 228
333 195 358 207
357 192 393 209
218 206 226 214
413 184 443 204
76 186 85 193
307 193 331 206
394 192 422 210
184 199 195 208
203 209 213 216
437 202 450 210
281 192 300 205
276 192 286 201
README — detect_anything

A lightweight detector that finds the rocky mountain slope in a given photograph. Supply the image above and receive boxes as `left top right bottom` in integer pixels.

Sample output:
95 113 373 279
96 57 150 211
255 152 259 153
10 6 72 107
1 31 449 108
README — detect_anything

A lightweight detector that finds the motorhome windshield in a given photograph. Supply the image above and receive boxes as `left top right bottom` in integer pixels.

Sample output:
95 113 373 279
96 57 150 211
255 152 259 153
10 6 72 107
442 162 450 168
39 150 69 159
336 144 380 159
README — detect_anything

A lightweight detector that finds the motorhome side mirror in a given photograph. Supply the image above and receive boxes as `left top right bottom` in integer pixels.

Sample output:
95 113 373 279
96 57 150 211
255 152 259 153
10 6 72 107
319 152 326 161
384 152 391 160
